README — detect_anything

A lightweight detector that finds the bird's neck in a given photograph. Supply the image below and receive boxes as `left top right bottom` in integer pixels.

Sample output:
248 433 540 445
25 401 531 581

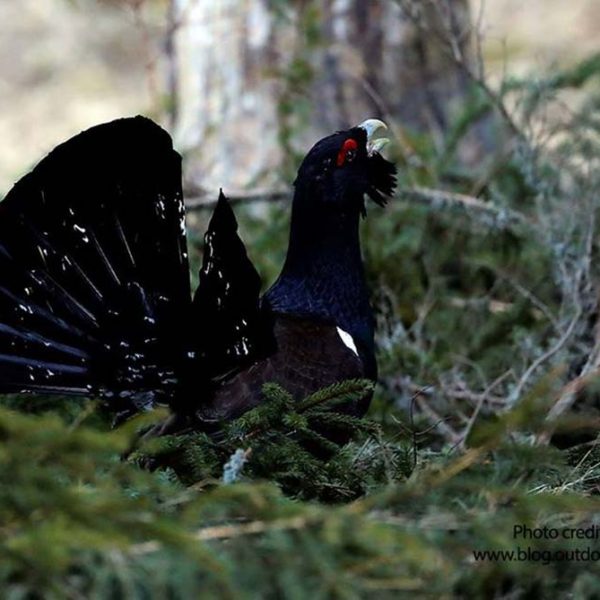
266 185 375 356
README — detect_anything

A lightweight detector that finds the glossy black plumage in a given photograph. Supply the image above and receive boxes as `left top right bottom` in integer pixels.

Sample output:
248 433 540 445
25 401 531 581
190 192 274 384
0 116 396 427
0 117 191 418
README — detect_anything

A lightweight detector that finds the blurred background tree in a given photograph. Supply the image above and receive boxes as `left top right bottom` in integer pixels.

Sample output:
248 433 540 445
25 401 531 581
1 0 597 192
173 0 490 189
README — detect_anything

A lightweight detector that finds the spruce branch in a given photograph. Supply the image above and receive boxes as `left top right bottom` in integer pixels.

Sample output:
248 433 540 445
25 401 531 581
298 379 375 412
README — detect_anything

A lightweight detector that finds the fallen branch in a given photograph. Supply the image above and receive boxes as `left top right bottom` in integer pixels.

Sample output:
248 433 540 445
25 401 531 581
131 515 312 555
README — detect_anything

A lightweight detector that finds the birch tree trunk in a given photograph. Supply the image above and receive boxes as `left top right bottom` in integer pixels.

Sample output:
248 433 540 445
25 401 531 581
171 0 479 191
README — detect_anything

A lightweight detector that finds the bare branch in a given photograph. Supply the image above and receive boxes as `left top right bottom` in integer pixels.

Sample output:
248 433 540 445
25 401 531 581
399 186 530 231
414 393 462 445
185 185 531 233
459 371 512 449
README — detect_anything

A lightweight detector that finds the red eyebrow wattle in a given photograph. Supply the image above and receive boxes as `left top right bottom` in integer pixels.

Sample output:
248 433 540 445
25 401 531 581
337 138 358 166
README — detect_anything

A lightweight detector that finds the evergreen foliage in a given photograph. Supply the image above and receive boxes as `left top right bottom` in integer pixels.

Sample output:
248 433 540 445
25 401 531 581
3 381 600 598
133 380 387 501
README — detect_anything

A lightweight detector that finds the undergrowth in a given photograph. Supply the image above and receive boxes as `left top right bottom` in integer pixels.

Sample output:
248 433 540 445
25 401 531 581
2 376 600 598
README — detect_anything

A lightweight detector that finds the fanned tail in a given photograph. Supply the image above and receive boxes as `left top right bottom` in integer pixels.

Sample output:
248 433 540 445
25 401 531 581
0 117 192 417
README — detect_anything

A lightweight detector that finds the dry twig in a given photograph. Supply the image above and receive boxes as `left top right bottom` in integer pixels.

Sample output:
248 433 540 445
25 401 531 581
185 185 531 234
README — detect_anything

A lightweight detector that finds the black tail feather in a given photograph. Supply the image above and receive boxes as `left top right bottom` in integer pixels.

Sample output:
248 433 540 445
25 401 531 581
0 117 192 413
189 191 274 385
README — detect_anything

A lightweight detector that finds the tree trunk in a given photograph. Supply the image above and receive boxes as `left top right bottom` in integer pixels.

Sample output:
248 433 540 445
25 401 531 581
171 0 479 191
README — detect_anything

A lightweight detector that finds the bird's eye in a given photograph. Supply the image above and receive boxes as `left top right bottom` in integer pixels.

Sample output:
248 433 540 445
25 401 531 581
337 138 358 167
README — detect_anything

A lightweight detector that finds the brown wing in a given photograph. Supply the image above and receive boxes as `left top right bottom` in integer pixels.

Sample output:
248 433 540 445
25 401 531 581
195 313 371 422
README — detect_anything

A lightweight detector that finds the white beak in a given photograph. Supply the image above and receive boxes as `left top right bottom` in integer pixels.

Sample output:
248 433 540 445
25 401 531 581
358 118 390 156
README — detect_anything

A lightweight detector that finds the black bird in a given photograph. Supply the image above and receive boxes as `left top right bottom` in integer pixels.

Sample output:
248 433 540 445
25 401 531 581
0 116 396 429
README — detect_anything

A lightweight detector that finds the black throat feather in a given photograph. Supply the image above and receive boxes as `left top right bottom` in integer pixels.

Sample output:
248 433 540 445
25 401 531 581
265 181 376 373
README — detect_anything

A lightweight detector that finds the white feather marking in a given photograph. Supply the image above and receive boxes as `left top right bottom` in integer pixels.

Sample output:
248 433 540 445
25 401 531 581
337 327 359 357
